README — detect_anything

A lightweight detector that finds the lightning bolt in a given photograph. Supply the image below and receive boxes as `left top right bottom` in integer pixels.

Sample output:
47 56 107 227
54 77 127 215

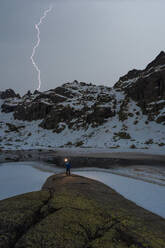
31 5 53 91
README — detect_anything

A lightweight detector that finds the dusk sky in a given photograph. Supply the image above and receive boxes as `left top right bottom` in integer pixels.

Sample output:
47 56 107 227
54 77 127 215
0 0 165 94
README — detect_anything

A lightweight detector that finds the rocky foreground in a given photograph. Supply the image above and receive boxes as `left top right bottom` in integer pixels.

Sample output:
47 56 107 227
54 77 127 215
0 174 165 248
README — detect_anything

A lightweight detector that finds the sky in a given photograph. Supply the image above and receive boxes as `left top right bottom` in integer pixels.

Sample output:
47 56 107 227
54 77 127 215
0 0 165 94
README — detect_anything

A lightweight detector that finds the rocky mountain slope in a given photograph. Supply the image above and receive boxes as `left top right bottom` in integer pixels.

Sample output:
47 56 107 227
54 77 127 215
0 52 165 151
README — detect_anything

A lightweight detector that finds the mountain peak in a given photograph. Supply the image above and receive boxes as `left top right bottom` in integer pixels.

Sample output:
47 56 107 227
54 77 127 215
0 52 165 151
145 51 165 70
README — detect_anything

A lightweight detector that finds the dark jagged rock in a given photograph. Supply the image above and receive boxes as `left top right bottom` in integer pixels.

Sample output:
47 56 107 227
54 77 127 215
1 89 21 113
125 70 165 102
1 51 165 129
40 106 82 130
0 89 20 99
0 174 165 248
33 90 40 95
116 51 165 89
35 92 67 103
86 106 115 127
54 86 77 98
115 52 165 100
115 51 165 123
14 101 53 121
146 51 165 70
1 102 18 113
119 69 142 82
24 90 32 97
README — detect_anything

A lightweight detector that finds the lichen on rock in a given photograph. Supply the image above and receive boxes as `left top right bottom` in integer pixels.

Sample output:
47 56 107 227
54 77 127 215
0 174 165 248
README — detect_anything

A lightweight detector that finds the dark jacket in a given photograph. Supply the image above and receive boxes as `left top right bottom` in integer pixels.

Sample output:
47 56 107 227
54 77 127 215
65 162 71 169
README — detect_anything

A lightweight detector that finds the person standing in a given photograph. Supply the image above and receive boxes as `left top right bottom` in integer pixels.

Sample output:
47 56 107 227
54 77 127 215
64 158 71 176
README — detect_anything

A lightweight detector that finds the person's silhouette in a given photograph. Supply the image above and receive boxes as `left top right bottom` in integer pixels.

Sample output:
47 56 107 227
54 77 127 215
64 158 71 176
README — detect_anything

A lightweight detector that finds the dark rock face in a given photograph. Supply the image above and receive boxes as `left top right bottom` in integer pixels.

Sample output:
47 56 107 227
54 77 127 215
54 86 77 98
13 86 79 122
86 106 115 127
115 51 165 89
125 70 165 103
8 81 115 129
2 52 165 128
40 104 115 130
13 89 69 121
115 52 165 101
146 51 165 70
0 89 20 99
34 91 67 104
1 89 21 113
0 174 165 248
1 102 18 113
119 69 142 82
40 106 78 129
14 101 53 121
115 51 165 123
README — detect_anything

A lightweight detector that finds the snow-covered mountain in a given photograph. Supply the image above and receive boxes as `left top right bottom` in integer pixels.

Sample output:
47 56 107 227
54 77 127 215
0 52 165 152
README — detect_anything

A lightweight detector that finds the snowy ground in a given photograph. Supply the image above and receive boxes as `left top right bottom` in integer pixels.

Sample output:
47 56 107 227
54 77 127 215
0 94 165 153
108 165 165 186
0 161 165 219
73 165 165 186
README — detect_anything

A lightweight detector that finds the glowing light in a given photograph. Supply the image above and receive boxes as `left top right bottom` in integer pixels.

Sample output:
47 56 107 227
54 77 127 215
30 5 53 91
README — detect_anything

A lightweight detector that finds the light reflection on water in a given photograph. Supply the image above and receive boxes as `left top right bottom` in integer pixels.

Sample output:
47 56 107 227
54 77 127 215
0 162 165 219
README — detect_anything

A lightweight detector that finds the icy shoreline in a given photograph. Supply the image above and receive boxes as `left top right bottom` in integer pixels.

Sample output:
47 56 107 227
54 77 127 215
1 148 165 167
74 170 165 219
0 161 165 218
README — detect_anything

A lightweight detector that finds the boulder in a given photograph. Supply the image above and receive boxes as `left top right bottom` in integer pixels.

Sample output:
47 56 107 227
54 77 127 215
0 174 165 248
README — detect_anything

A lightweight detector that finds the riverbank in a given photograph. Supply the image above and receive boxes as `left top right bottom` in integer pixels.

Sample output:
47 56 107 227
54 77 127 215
0 161 165 217
1 148 165 168
0 173 165 248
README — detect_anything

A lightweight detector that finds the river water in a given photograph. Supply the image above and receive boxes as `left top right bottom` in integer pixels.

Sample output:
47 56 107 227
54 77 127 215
0 161 165 219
